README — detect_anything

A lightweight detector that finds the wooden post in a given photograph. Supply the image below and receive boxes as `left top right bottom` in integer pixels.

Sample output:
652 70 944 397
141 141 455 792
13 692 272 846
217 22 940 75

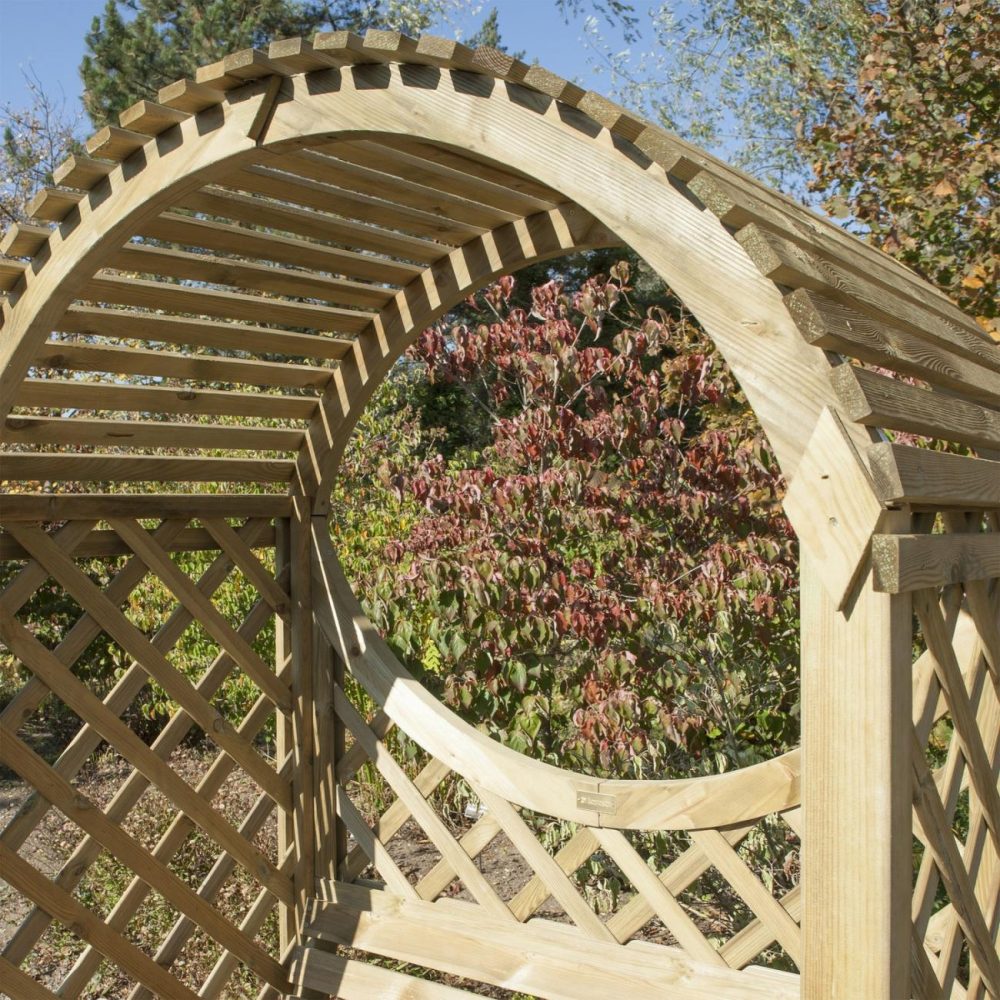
274 516 296 956
801 547 913 998
289 496 315 937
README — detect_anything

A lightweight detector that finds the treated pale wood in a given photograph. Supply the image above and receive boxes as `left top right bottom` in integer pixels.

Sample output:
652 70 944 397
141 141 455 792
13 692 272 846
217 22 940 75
110 242 396 308
119 99 190 135
83 273 375 333
52 152 115 189
737 222 999 373
873 533 1000 593
33 339 338 389
0 526 275 560
831 363 1000 453
85 124 149 160
291 944 477 999
312 525 801 830
14 378 318 419
0 608 292 906
869 443 1000 508
787 288 1000 408
26 186 83 223
782 406 885 609
300 882 801 1000
5 521 291 807
0 492 290 519
0 453 294 483
136 210 422 283
801 547 913 998
0 222 50 257
0 731 287 992
2 414 303 452
0 957 60 1000
179 186 446 265
110 516 291 709
55 304 355 361
0 844 202 1000
334 683 514 922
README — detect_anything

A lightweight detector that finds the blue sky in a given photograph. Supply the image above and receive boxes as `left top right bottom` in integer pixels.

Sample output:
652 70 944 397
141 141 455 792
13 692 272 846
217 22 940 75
0 1 658 117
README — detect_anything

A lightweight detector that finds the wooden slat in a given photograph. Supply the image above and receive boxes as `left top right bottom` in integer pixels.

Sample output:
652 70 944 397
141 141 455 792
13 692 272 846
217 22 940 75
333 684 515 922
137 211 423 284
201 517 290 616
0 843 202 1000
119 99 190 135
232 164 479 244
341 756 452 881
55 597 288 997
413 813 504 901
0 256 27 291
737 222 999 374
323 138 556 216
85 124 149 160
720 885 803 969
292 945 476 1000
300 882 801 1000
0 526 277 560
470 783 614 940
787 288 1000 408
0 731 287 992
55 304 354 361
111 242 396 308
0 956 60 1000
869 444 1000 509
333 784 417 899
2 414 303 452
506 826 600 922
690 828 802 966
14 379 317 420
914 589 1000 855
5 522 292 806
110 517 291 709
26 187 83 223
873 533 1000 593
266 36 342 73
0 222 51 258
33 339 338 389
831 364 1000 453
0 492 290 519
270 148 520 229
0 453 294 483
82 273 375 333
370 135 567 205
593 827 725 964
52 153 115 189
179 186 446 264
911 734 1000 996
0 613 292 905
157 77 227 113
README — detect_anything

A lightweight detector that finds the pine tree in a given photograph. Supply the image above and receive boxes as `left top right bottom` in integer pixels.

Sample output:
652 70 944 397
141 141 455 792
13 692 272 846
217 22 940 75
79 0 467 126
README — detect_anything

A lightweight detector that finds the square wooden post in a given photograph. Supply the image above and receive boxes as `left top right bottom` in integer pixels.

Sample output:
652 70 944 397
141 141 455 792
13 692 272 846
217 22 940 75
801 549 913 998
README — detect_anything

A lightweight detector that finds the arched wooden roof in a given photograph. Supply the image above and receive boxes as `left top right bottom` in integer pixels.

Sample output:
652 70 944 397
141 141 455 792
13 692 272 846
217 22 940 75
1 29 998 600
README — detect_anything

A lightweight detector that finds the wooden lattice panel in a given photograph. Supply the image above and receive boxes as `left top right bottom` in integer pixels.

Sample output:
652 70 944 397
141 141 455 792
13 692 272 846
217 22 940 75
0 515 294 999
910 512 1000 1000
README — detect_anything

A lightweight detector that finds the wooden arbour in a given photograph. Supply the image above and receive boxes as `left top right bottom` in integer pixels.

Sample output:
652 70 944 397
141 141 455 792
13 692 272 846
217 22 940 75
0 29 998 1000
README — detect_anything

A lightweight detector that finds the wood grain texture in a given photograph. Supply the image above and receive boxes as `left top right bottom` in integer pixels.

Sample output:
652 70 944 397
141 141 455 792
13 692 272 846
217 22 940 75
869 443 1000 508
872 532 1000 592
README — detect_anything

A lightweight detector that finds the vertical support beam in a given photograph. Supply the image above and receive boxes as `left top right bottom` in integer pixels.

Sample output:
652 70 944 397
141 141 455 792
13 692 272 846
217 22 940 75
274 516 296 956
802 546 913 999
289 496 315 934
309 514 346 884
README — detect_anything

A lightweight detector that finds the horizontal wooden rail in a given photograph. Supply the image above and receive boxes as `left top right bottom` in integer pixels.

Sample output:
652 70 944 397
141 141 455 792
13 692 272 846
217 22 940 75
873 532 1000 593
0 493 291 520
869 444 1000 509
0 526 277 559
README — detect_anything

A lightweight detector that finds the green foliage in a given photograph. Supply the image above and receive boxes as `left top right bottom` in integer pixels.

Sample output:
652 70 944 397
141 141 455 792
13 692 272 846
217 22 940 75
804 0 999 334
333 265 800 780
